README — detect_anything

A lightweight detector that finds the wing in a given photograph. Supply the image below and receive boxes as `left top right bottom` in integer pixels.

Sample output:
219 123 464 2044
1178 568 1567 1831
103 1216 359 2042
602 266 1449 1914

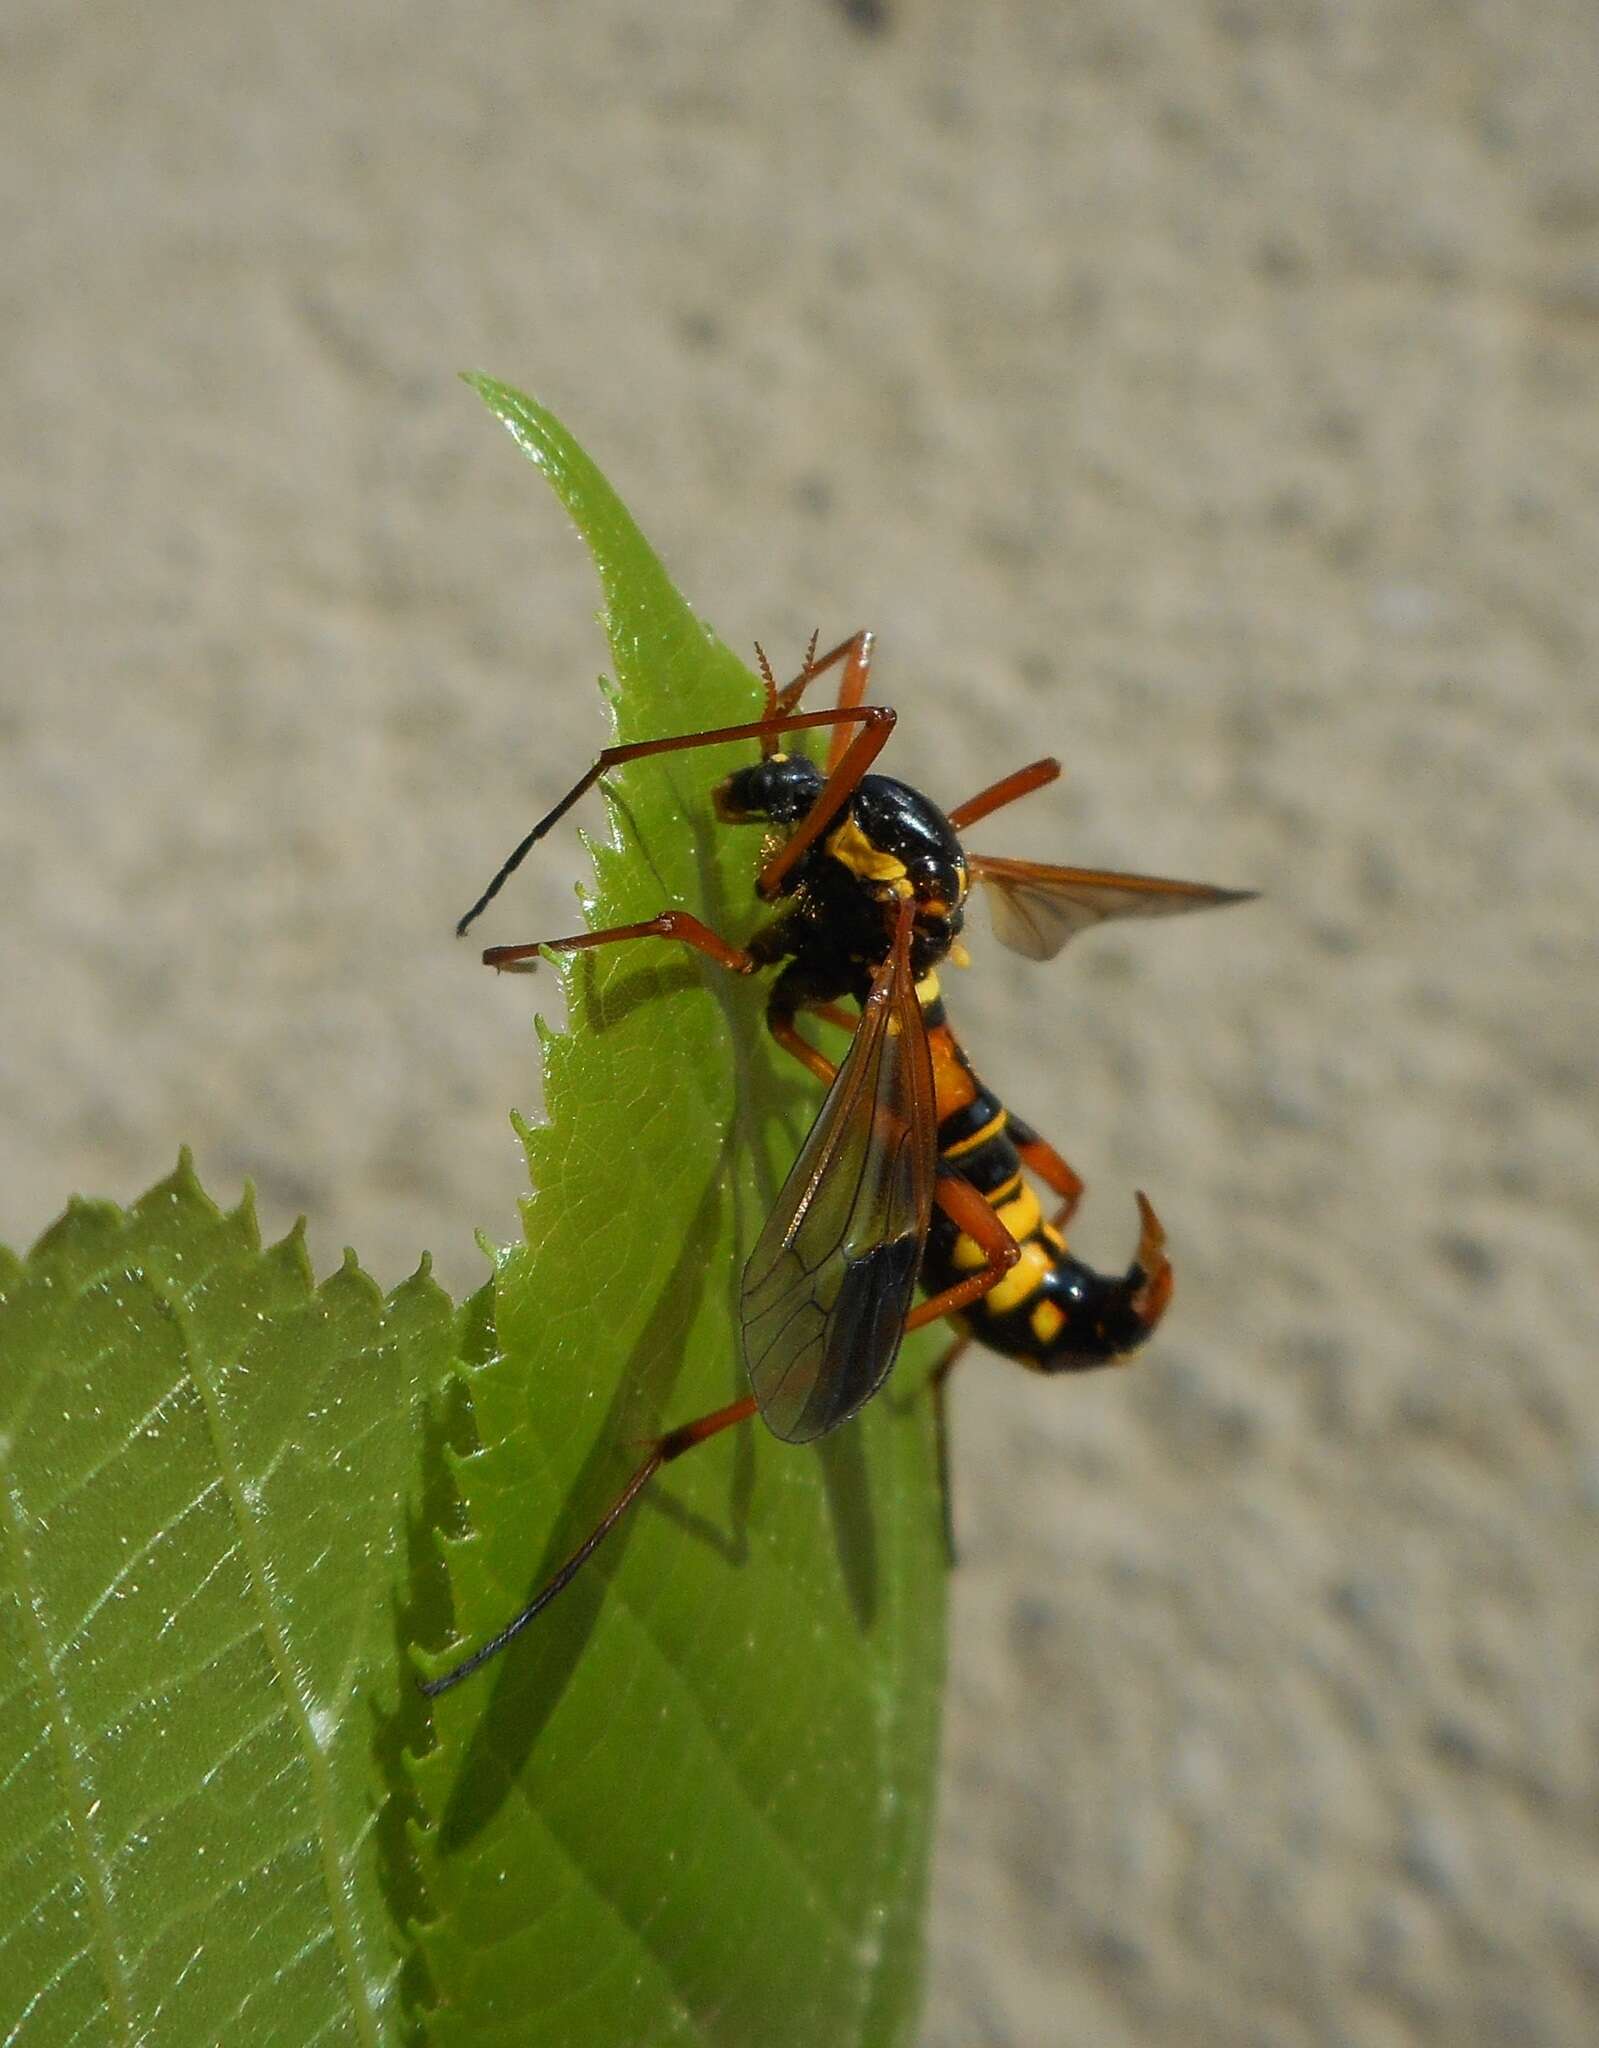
969 854 1256 962
741 929 939 1444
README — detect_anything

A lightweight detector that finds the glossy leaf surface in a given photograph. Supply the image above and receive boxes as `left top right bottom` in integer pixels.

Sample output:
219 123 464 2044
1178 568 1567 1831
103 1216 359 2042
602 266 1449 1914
411 380 947 2048
0 1159 455 2046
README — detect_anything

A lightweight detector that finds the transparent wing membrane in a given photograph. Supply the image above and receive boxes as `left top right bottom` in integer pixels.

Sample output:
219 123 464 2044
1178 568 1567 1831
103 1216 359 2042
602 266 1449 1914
970 855 1255 962
741 933 938 1443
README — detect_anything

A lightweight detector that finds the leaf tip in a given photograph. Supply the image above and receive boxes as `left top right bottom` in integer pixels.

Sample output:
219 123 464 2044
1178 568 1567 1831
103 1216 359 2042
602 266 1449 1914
170 1147 207 1207
131 1151 223 1234
262 1214 315 1292
471 1228 505 1275
227 1176 263 1247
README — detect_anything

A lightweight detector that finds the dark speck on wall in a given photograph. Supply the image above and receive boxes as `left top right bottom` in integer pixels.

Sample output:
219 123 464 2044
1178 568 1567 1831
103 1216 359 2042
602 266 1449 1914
838 0 891 36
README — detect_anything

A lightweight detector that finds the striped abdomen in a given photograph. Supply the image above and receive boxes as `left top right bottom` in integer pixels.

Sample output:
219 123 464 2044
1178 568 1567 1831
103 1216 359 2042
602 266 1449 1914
922 1006 1166 1372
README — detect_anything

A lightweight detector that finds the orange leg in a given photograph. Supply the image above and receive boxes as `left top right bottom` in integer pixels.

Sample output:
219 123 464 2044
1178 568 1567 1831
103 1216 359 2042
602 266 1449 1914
419 1394 760 1697
481 910 758 977
904 1175 1023 1561
458 698 895 936
913 1153 1086 1563
903 1170 1022 1332
767 997 868 1083
818 631 876 771
1006 1113 1085 1231
754 693 895 900
768 1010 840 1087
480 907 864 1098
946 756 1061 831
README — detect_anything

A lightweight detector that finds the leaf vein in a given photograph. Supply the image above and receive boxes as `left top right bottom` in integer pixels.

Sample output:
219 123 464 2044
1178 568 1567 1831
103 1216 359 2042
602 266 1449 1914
0 1459 136 2040
171 1313 383 2048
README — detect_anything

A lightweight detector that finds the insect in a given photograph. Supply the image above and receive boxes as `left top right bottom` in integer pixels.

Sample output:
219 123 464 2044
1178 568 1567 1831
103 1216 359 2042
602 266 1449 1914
421 631 1252 1696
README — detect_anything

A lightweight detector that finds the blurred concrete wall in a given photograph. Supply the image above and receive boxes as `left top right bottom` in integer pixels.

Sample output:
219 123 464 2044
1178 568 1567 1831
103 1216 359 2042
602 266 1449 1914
4 3 1596 2041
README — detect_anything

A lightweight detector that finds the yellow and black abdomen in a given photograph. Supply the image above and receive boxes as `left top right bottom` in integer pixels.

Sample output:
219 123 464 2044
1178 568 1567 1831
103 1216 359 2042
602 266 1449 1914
924 1066 1165 1373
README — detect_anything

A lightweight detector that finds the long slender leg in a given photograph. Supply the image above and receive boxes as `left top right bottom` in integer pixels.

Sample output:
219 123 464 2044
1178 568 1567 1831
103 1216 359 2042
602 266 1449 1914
765 994 865 1085
903 1171 1022 1331
768 1011 839 1086
753 698 895 900
1005 1112 1085 1232
481 910 758 976
819 631 876 771
418 1394 759 1697
458 700 894 936
904 1176 1023 1561
912 1152 1099 1562
946 756 1061 831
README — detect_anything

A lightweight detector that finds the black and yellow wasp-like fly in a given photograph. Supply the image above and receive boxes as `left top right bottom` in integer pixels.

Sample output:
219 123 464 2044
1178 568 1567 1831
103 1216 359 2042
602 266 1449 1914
421 631 1252 1695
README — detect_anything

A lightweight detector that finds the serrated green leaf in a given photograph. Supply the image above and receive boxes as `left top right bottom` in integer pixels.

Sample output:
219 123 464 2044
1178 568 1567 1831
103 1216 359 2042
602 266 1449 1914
0 385 946 2048
412 382 947 2047
0 1156 458 2047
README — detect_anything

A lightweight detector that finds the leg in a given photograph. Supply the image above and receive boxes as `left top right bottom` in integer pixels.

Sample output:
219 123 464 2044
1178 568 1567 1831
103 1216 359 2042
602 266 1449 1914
1005 1112 1085 1232
903 1176 1021 1559
818 631 876 771
766 991 866 1087
768 1010 839 1087
418 1394 759 1697
458 699 895 935
903 1170 1022 1331
481 909 757 976
946 756 1060 831
753 691 895 899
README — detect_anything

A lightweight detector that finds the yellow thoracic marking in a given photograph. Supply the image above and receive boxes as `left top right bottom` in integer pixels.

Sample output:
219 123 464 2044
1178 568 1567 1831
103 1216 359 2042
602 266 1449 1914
943 1108 1007 1160
949 940 972 969
1030 1298 1066 1345
825 813 907 884
915 970 942 1006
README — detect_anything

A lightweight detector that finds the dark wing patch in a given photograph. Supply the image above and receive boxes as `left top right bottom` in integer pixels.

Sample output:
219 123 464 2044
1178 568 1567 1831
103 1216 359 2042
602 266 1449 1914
741 932 938 1444
969 855 1255 962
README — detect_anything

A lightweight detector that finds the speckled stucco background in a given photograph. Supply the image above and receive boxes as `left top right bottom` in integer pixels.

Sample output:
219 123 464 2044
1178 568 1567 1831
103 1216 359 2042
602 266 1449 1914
4 4 1596 2043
